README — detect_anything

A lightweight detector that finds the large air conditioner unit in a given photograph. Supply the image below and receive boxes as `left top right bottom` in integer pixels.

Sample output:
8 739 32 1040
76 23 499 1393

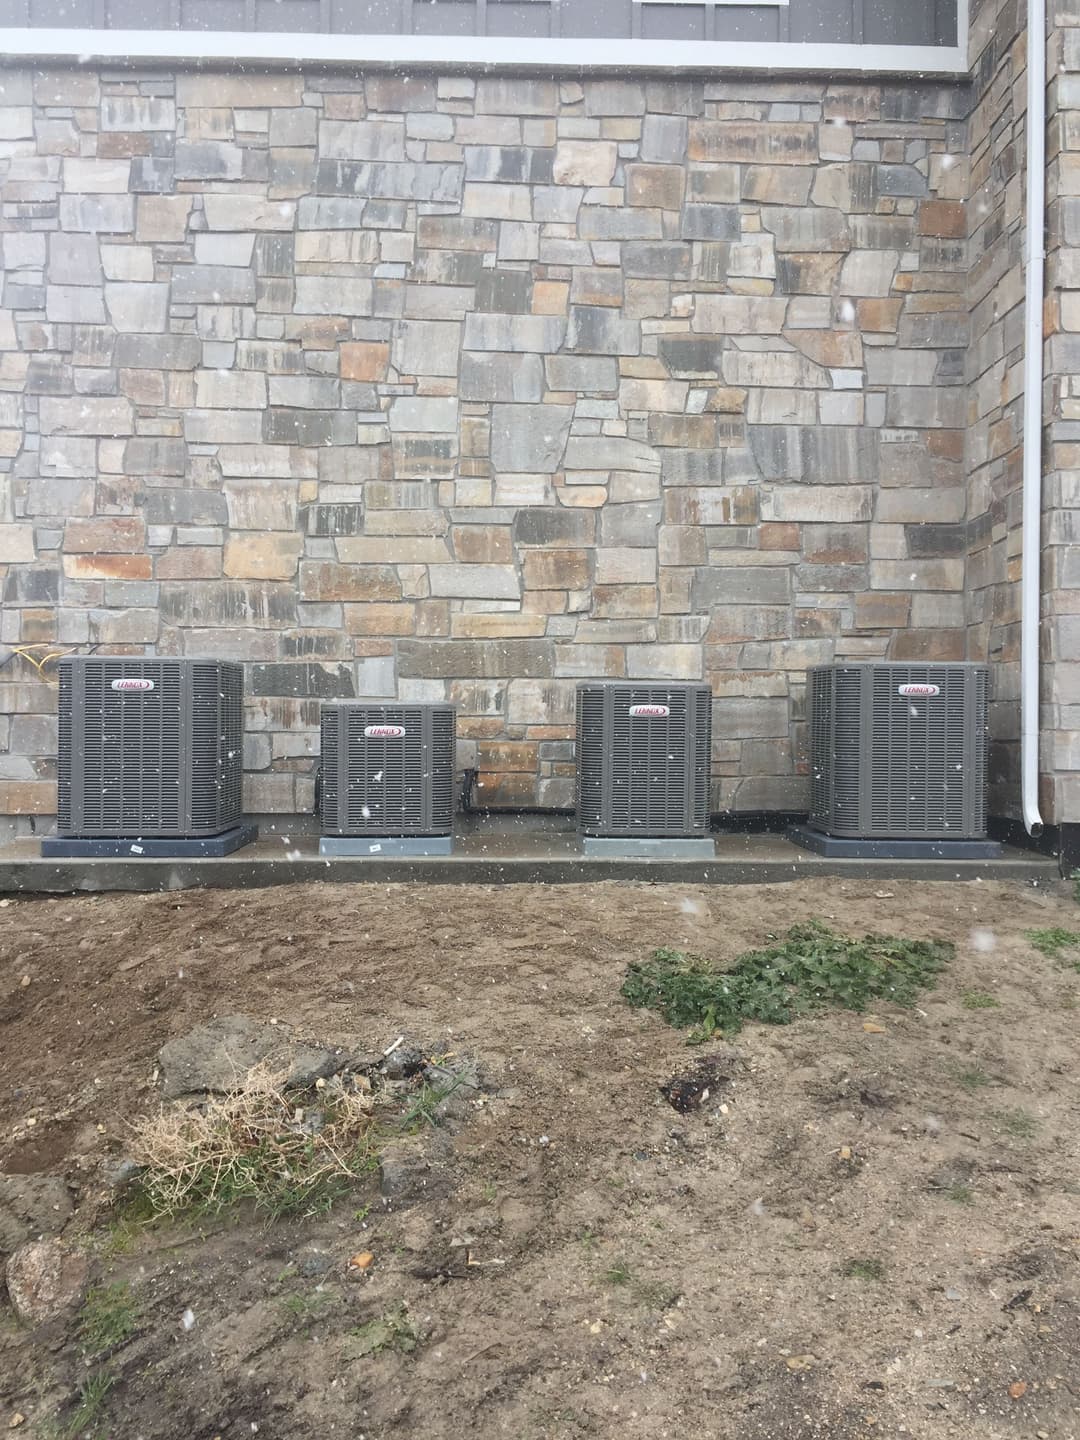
807 663 990 840
55 657 244 839
319 702 455 853
576 682 712 845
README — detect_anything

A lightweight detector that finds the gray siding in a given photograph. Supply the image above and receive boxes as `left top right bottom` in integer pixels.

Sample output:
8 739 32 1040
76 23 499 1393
0 0 959 47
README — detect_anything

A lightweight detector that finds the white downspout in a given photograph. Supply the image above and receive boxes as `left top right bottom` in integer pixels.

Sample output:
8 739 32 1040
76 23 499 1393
1021 0 1047 835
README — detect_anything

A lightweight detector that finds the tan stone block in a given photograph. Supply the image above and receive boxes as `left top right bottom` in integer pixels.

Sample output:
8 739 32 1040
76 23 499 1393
343 603 417 636
0 780 55 814
136 195 192 242
0 525 36 563
63 553 153 581
156 547 222 580
689 122 817 165
336 536 451 564
474 771 539 807
553 140 618 186
63 517 145 553
891 630 965 661
224 533 303 581
523 549 590 590
451 525 513 563
918 200 966 238
785 330 864 368
593 584 658 619
626 163 685 210
176 73 304 108
759 522 800 551
854 592 913 629
558 486 609 507
570 268 623 308
300 562 400 603
595 548 657 584
533 281 569 315
451 614 548 639
855 298 903 332
340 341 390 382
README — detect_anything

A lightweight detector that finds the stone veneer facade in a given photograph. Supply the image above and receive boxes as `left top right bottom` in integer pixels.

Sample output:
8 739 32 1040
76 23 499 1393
0 53 1065 830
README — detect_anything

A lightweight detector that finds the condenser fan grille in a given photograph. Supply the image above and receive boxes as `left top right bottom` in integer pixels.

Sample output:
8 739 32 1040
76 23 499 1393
320 704 455 837
809 664 988 839
56 658 244 838
576 683 712 838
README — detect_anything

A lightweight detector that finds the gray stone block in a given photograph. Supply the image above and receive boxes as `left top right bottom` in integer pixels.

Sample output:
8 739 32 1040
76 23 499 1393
463 312 566 353
566 306 641 356
460 352 544 402
399 639 554 678
174 142 244 181
512 508 597 547
172 265 256 305
115 335 201 370
694 566 792 608
105 282 170 334
490 403 573 473
681 204 740 240
47 233 101 285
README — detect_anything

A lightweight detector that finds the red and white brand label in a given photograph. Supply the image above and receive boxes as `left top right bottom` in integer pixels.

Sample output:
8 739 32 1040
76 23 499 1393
629 704 671 718
898 684 940 698
111 678 154 692
364 724 406 739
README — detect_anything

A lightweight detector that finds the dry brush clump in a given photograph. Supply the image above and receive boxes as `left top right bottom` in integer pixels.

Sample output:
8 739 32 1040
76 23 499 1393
128 1064 377 1220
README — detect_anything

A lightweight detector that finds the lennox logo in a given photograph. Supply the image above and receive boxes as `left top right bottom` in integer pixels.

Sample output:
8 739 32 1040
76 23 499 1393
364 724 406 739
629 704 670 718
898 684 940 698
111 678 154 692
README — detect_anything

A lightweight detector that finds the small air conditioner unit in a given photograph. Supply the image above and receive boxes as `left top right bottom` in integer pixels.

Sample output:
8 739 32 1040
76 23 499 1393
319 702 455 853
576 682 713 845
807 663 990 840
55 657 244 840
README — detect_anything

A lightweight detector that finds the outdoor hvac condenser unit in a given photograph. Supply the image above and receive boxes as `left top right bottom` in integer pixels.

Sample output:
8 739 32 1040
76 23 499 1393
319 703 455 854
806 663 990 841
55 657 244 841
576 682 713 848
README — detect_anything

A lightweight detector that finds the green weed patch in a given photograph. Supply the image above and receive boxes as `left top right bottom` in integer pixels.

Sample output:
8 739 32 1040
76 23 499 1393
621 921 951 1041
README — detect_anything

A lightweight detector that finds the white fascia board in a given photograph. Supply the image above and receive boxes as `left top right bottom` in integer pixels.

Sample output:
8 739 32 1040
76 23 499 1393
0 28 968 77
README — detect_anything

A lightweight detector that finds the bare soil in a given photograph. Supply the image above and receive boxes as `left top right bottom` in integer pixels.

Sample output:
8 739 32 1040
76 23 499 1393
2 875 1080 1440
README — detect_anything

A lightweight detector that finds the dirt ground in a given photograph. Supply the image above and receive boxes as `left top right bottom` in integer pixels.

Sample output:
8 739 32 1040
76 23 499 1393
2 874 1080 1440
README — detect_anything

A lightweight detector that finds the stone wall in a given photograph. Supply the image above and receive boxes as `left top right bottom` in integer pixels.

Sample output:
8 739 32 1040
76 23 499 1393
1045 1 1080 826
965 0 1027 819
0 65 971 823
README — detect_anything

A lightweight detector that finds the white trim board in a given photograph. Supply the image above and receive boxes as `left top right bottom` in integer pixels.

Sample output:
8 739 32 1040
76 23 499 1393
0 28 969 76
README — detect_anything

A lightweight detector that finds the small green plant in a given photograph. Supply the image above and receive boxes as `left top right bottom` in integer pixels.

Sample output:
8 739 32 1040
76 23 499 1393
842 1258 885 1281
346 1306 419 1357
961 990 1000 1010
1026 927 1080 962
953 1064 993 1092
994 1107 1038 1139
128 1064 377 1221
945 1182 974 1204
77 1283 138 1355
604 1261 633 1287
622 922 951 1041
281 1290 337 1327
352 1204 372 1223
63 1369 115 1438
397 1073 469 1132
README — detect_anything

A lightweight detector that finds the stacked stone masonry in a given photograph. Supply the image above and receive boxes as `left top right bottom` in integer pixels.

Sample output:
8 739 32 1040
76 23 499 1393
0 65 991 821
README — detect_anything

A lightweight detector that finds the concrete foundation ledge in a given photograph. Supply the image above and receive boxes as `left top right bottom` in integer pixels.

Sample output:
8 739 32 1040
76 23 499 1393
0 816 1057 893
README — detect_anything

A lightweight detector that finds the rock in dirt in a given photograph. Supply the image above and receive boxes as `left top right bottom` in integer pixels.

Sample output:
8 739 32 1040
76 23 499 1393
928 1156 977 1192
0 1175 74 1256
380 1138 434 1206
157 1015 346 1098
4 1238 89 1324
422 1057 482 1122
